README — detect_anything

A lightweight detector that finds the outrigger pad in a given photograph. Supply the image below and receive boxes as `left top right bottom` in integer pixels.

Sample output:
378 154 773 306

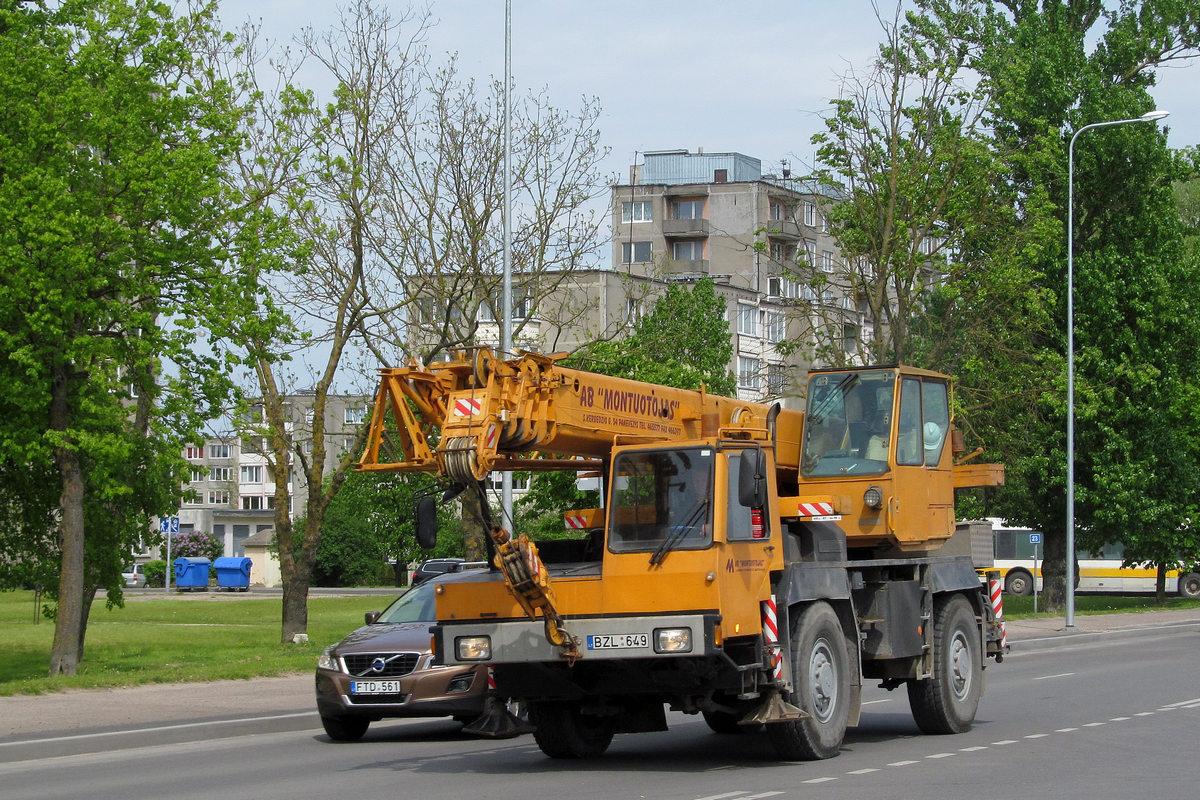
460 695 536 739
741 690 808 726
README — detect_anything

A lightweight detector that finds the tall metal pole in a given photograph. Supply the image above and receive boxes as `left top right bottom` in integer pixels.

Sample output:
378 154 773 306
500 0 514 529
1065 109 1168 629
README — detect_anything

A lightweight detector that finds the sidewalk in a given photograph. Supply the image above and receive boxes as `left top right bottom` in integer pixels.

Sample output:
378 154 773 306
3 608 1199 742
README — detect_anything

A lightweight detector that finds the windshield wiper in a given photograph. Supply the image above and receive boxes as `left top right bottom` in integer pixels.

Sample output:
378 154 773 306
649 500 709 566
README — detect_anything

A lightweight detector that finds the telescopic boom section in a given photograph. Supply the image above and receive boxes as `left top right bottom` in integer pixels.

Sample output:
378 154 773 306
358 347 797 483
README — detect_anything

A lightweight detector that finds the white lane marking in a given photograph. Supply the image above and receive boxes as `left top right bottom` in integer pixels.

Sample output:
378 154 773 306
694 793 748 800
742 793 786 800
1083 722 1106 727
888 760 919 766
959 746 988 752
1056 727 1079 732
860 698 892 705
803 777 838 784
847 768 879 774
1025 733 1049 739
926 752 955 759
1135 712 1154 717
1033 672 1076 680
1109 717 1130 721
992 739 1018 745
0 712 315 747
1163 697 1200 708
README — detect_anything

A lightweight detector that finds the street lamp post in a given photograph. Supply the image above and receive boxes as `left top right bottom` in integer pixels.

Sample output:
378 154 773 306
1065 109 1168 628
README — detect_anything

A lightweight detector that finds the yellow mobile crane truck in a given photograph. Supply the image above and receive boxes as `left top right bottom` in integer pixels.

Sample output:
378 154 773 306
359 348 1005 760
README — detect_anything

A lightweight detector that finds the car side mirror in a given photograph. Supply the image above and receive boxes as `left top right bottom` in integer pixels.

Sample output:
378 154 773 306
738 448 768 508
364 611 381 625
416 496 438 550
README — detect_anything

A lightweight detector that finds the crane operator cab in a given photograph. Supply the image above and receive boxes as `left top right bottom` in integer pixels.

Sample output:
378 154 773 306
799 366 956 551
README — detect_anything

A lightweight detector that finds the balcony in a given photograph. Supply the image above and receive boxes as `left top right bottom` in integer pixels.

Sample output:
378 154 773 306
666 258 709 275
662 218 711 237
763 219 802 240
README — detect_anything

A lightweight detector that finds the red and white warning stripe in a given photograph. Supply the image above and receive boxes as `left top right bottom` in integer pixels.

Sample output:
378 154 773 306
797 501 835 517
564 515 587 530
487 664 496 691
761 595 783 681
989 576 1008 650
454 397 483 417
485 424 498 450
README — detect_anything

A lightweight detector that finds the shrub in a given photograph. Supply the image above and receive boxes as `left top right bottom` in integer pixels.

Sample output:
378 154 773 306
144 560 167 588
170 529 222 561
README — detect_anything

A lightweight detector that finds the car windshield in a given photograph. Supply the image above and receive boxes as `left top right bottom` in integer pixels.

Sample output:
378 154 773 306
376 581 437 624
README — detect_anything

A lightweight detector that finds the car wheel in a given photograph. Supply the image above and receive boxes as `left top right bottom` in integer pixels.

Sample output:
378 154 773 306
1005 569 1034 597
321 715 370 742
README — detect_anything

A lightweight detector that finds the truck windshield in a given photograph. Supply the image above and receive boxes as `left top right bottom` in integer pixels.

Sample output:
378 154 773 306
608 448 714 555
802 370 895 477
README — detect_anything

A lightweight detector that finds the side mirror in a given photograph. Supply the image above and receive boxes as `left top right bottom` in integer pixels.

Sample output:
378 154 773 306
416 496 438 550
738 448 768 508
364 611 381 625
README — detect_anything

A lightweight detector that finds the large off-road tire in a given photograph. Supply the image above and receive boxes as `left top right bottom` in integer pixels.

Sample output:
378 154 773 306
766 602 850 760
1005 568 1034 596
320 714 370 742
529 700 615 758
1178 572 1200 599
907 593 982 734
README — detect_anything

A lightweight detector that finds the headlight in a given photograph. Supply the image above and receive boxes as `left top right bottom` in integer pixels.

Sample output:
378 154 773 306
654 628 692 653
456 635 491 661
317 647 340 671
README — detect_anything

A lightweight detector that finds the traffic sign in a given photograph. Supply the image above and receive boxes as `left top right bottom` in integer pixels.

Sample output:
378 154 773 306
160 516 180 533
1029 533 1042 544
170 516 180 533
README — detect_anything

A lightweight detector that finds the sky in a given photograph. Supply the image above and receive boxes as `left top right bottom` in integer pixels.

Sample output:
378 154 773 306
219 0 1198 186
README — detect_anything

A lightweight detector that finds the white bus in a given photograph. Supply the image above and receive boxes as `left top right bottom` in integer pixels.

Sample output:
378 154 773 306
989 519 1200 598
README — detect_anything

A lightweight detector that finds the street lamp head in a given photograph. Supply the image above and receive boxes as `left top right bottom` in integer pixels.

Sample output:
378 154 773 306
1140 110 1170 122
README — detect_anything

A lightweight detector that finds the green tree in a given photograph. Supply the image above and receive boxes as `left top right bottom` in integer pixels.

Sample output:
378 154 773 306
0 0 282 673
911 0 1200 609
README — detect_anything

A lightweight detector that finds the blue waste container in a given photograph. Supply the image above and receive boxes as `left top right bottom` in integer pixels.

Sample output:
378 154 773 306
174 557 211 591
214 557 252 592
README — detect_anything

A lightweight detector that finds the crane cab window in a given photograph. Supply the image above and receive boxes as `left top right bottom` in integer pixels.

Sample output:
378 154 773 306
609 448 713 554
801 370 894 477
897 377 950 467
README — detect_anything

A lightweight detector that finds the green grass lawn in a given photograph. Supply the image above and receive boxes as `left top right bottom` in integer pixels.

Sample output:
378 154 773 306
0 589 390 697
3 588 1197 698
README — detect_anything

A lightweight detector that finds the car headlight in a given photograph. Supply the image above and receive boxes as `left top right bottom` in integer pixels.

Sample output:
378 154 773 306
317 647 340 671
456 635 491 661
654 628 692 653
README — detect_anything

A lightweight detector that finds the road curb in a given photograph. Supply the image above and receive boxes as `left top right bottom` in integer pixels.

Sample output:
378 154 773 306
1007 619 1200 653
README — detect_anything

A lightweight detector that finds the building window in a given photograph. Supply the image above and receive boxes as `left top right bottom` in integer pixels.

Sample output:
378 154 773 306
821 211 829 233
625 297 642 323
804 202 817 227
672 239 704 261
208 444 231 459
769 240 795 262
766 311 785 343
621 200 652 223
822 250 835 273
767 364 788 396
485 472 530 491
800 284 818 302
240 465 263 483
821 289 834 305
208 490 231 506
843 322 859 354
769 200 788 221
344 407 366 425
671 198 704 220
209 466 231 482
738 357 761 392
805 241 817 268
478 291 529 322
185 445 203 460
189 468 205 483
622 241 652 263
768 276 798 300
737 304 758 337
241 495 264 510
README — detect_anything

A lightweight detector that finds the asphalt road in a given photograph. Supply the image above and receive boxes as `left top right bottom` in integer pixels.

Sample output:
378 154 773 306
1 619 1197 800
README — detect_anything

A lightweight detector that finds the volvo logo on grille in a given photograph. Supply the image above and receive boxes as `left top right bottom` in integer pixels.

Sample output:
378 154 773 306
370 657 388 673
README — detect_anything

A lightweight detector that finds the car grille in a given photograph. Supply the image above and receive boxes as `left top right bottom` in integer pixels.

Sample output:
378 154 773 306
347 694 411 705
343 652 421 678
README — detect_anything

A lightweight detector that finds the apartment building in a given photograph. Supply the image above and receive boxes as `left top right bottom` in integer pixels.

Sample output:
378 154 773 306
159 393 371 559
